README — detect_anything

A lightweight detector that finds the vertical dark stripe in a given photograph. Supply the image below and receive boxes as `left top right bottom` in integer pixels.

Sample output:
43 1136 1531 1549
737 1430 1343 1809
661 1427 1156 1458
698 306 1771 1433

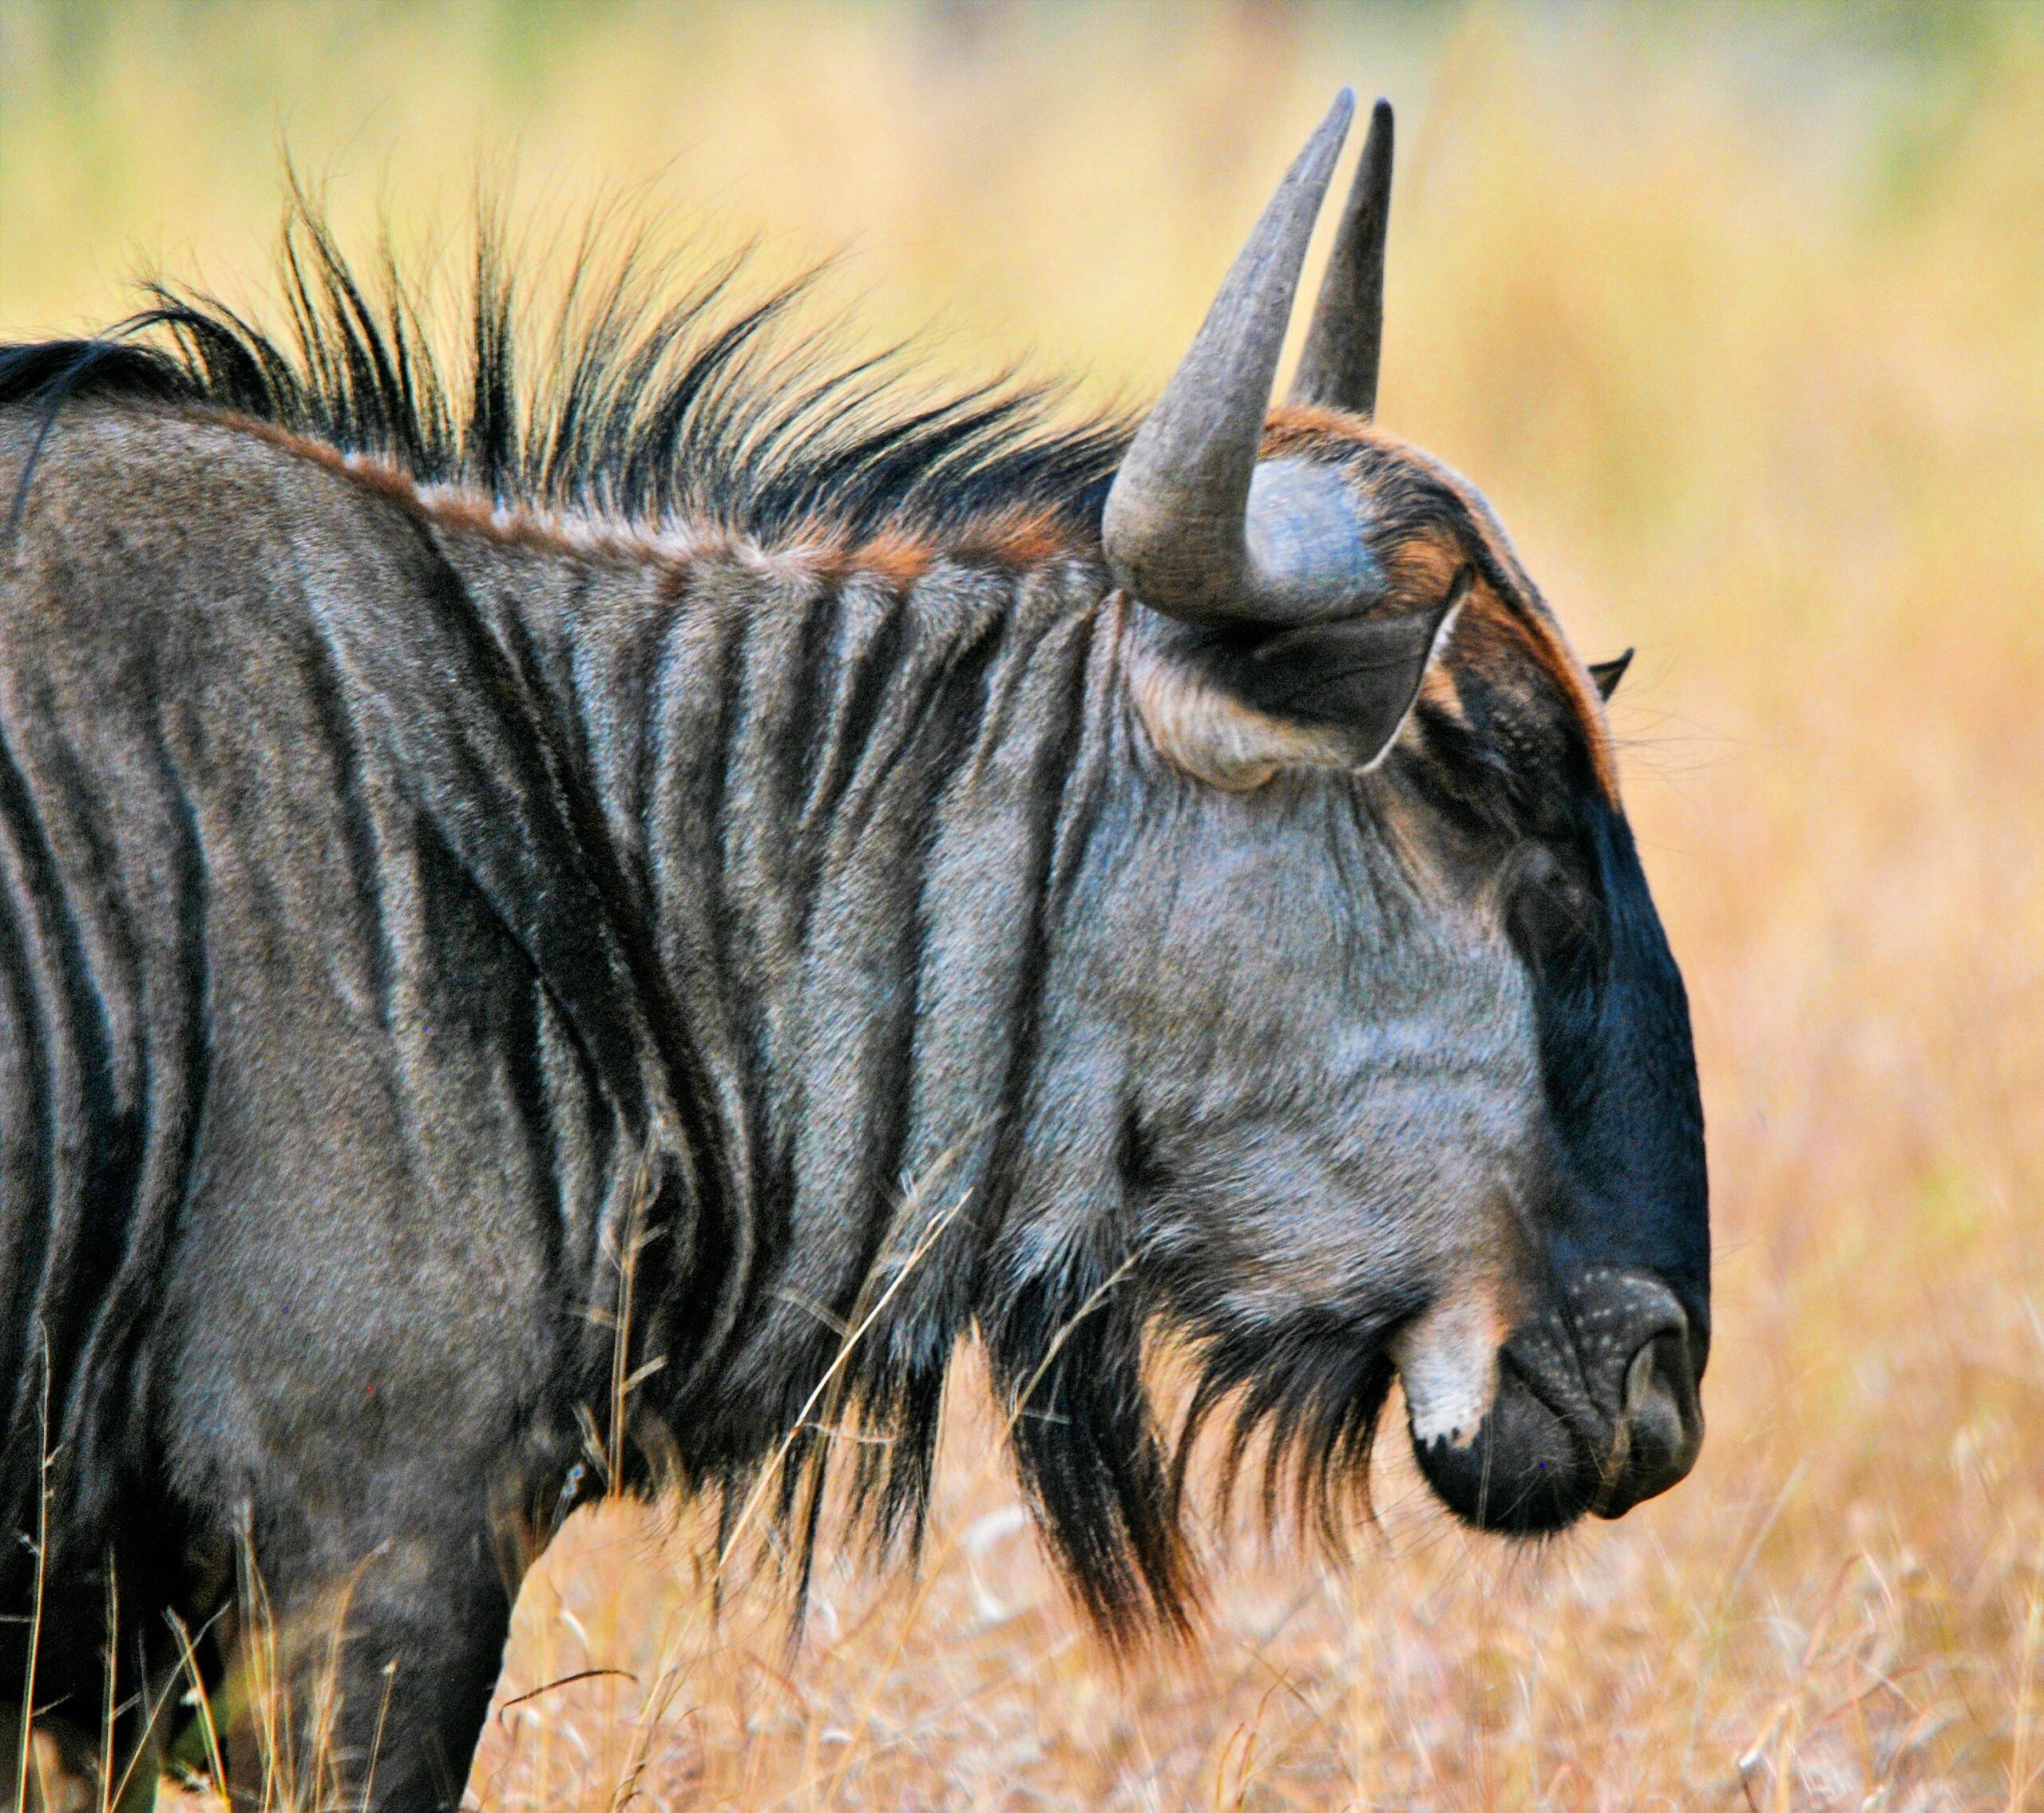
59 691 211 1536
0 699 137 1538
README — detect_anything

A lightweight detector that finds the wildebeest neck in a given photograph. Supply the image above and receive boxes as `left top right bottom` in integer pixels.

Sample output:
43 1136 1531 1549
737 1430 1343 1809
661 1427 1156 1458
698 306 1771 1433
426 514 1126 1516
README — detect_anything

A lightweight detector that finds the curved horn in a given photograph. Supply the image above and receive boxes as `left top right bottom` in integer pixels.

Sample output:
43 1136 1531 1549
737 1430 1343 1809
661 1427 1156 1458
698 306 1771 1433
1289 97 1393 416
1103 90 1357 627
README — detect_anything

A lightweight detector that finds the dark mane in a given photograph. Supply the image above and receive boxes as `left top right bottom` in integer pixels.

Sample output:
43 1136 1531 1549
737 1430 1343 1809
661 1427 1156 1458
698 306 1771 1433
0 195 1132 547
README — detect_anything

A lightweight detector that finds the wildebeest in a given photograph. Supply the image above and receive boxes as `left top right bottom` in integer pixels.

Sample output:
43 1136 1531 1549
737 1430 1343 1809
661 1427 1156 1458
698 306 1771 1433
0 90 1705 1811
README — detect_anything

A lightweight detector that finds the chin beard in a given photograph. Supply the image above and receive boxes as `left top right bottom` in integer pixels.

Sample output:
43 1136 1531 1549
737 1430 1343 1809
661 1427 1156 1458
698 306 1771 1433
1167 1300 1409 1556
981 1246 1413 1643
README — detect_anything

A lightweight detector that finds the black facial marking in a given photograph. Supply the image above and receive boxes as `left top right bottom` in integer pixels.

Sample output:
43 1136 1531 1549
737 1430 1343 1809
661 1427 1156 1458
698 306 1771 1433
1536 799 1710 1345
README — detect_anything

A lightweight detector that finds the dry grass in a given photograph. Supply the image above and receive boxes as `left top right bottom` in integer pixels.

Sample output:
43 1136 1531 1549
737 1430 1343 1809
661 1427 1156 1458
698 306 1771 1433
5 2 2042 1807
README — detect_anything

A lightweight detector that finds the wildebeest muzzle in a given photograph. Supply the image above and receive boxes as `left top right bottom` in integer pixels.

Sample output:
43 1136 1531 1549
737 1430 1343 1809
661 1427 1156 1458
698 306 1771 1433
1408 1267 1705 1534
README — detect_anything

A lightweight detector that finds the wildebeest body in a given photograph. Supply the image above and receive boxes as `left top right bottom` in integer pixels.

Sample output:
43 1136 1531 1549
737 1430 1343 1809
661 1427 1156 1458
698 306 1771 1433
0 93 1709 1813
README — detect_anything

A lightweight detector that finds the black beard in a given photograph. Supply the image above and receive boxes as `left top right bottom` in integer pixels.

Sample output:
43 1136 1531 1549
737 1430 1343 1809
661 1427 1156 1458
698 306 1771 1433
983 1242 1417 1641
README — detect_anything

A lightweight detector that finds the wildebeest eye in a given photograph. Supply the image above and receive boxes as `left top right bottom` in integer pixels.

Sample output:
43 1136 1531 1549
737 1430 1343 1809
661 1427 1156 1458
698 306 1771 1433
1506 847 1606 987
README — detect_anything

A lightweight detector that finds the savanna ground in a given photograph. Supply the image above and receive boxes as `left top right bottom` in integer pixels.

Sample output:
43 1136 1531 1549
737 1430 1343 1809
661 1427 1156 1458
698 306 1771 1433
3 2 2042 1807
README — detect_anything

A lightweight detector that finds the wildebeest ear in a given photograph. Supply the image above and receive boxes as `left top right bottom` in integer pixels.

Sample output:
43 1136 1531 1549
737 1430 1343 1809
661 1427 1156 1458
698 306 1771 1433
1231 568 1468 770
1133 570 1467 788
1588 648 1634 702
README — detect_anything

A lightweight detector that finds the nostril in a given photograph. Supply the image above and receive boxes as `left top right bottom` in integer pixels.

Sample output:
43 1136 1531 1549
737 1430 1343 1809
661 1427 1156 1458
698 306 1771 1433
1598 1328 1703 1516
1622 1335 1685 1461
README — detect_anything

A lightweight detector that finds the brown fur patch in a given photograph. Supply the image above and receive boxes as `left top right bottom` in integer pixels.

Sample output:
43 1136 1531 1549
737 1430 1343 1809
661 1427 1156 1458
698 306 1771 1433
1456 557 1621 803
846 528 935 588
1416 654 1468 726
1262 401 1373 448
951 506 1072 569
1374 446 1622 803
201 409 713 566
190 408 1092 589
208 412 422 505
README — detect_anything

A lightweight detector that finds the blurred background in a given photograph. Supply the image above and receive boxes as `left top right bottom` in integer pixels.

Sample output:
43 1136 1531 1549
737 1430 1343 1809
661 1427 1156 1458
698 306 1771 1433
5 2 2042 1808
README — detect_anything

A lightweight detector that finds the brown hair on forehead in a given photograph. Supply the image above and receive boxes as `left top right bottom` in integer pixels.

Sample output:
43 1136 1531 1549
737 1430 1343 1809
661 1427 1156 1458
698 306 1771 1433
1262 406 1622 804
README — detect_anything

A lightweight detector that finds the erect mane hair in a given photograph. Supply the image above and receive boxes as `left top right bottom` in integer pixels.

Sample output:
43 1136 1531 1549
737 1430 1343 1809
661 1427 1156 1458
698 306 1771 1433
0 188 1133 548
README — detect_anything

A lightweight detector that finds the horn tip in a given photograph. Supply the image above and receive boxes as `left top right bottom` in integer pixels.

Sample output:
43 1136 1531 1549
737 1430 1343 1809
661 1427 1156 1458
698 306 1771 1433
1365 98 1394 164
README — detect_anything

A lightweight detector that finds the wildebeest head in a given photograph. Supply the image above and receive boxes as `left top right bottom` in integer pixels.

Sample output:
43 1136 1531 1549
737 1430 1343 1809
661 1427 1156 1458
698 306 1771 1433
1016 91 1706 1621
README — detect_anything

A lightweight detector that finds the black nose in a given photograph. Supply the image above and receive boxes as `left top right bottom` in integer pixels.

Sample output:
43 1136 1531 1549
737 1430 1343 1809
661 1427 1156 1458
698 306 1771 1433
1586 1285 1703 1518
1408 1269 1705 1536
